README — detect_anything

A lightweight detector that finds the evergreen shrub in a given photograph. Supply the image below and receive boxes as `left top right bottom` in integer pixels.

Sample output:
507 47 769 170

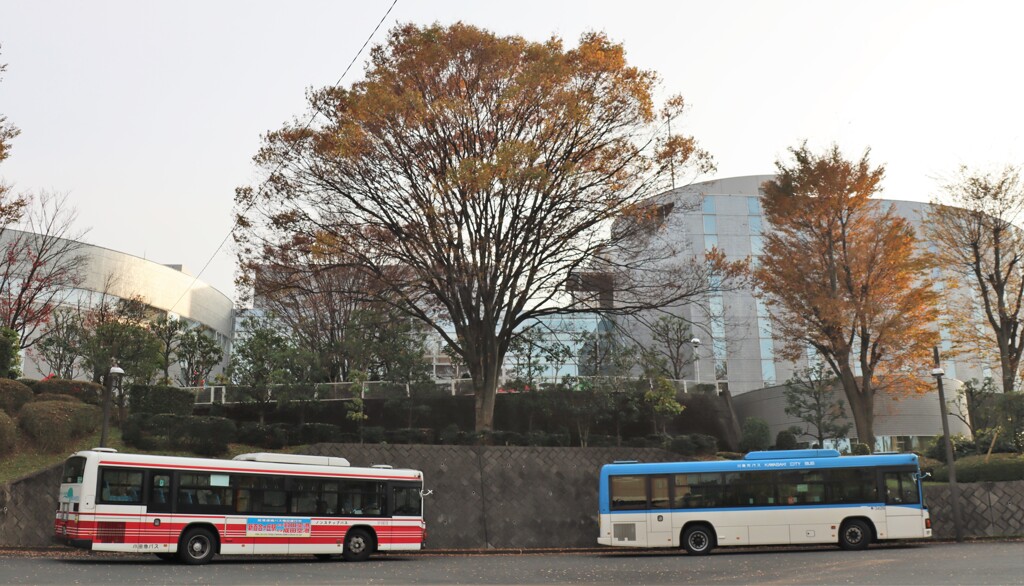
0 378 33 415
33 379 103 405
19 401 101 451
0 411 16 455
739 417 771 452
775 429 798 450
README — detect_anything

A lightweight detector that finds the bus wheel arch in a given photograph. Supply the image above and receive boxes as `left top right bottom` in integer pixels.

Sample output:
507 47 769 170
838 517 874 551
342 525 377 562
178 523 220 565
681 522 716 555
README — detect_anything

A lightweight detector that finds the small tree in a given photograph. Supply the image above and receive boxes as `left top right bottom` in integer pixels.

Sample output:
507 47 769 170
739 417 771 452
784 363 852 449
227 315 295 424
0 326 18 378
636 314 696 380
33 307 84 379
345 370 369 443
644 376 684 436
176 327 224 387
150 315 187 384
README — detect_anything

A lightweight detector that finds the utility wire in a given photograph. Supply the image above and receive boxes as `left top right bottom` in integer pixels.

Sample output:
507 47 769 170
169 0 399 313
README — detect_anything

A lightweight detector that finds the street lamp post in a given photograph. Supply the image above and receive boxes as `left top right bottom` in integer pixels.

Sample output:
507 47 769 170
690 338 702 389
932 346 963 542
100 361 125 448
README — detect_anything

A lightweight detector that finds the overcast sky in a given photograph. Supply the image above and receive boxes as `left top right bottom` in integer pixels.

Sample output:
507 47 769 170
1 0 1022 303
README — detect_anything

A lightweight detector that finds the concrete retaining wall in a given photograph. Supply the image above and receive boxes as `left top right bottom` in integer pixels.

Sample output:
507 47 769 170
2 445 1021 548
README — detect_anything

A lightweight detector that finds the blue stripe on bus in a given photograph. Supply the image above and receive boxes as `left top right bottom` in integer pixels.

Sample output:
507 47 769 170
599 454 918 477
605 503 924 514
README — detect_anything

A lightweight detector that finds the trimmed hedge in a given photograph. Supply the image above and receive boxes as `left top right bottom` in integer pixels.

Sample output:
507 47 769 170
34 393 81 403
128 385 195 416
122 413 186 451
17 378 39 390
932 455 1024 482
19 401 101 451
0 411 16 455
33 379 103 405
180 416 237 456
0 378 34 415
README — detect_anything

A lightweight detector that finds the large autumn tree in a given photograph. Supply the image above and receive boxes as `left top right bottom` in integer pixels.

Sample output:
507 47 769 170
754 143 939 450
234 23 736 433
925 166 1024 394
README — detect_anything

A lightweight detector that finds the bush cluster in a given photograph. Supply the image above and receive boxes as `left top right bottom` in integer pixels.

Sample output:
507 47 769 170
122 413 236 456
33 379 103 405
19 401 101 451
926 432 1017 463
0 378 33 416
127 385 195 416
0 411 16 455
667 433 719 457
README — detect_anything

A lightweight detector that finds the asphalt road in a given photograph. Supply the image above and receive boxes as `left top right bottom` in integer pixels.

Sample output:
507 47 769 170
1 542 1021 585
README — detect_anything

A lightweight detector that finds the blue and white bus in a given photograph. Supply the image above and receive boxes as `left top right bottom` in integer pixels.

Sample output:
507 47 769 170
598 449 931 554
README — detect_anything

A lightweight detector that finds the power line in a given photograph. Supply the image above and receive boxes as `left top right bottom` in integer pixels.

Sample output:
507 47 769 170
169 0 399 313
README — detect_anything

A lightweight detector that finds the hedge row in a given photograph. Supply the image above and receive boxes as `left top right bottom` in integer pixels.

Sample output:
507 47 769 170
122 414 237 456
127 385 195 416
18 401 101 452
932 456 1024 482
0 378 33 416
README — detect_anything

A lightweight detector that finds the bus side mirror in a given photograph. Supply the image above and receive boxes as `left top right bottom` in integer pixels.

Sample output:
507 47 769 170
916 472 931 480
420 489 433 498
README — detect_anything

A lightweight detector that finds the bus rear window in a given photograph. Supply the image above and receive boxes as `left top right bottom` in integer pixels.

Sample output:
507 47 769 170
610 476 647 510
62 457 86 484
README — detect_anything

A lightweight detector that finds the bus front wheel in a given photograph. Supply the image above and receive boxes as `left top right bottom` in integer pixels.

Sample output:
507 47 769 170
178 527 217 565
342 528 374 562
839 519 871 551
682 525 715 555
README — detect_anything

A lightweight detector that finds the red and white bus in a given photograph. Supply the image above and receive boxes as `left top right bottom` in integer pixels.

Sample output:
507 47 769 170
54 448 426 564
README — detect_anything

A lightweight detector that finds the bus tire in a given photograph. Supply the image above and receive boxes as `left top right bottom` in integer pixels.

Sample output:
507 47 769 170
342 528 374 562
839 519 871 551
682 524 715 555
178 527 217 565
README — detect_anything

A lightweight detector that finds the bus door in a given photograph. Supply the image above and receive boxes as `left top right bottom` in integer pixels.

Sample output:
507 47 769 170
95 467 146 547
883 469 924 538
144 471 174 552
647 476 674 547
390 482 425 548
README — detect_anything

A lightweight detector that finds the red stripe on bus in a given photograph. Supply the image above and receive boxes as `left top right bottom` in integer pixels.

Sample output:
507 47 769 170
97 460 419 480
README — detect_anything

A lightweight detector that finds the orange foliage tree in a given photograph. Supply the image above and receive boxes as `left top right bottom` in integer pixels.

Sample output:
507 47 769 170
754 143 939 450
234 23 737 434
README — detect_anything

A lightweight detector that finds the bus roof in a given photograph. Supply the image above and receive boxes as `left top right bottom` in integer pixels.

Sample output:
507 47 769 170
601 451 918 477
69 449 423 481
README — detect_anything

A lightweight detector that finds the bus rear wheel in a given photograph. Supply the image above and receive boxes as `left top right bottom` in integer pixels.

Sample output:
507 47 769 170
682 525 715 555
178 527 217 565
839 519 871 551
342 528 374 562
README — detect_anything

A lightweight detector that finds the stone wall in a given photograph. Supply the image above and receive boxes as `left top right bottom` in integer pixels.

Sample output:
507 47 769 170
3 445 1023 548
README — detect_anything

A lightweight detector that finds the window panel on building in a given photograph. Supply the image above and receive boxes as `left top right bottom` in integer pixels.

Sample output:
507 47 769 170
704 234 718 250
703 215 717 235
747 196 761 215
702 195 716 214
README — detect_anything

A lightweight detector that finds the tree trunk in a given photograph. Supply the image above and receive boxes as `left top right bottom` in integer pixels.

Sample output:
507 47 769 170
838 369 875 452
473 364 501 436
